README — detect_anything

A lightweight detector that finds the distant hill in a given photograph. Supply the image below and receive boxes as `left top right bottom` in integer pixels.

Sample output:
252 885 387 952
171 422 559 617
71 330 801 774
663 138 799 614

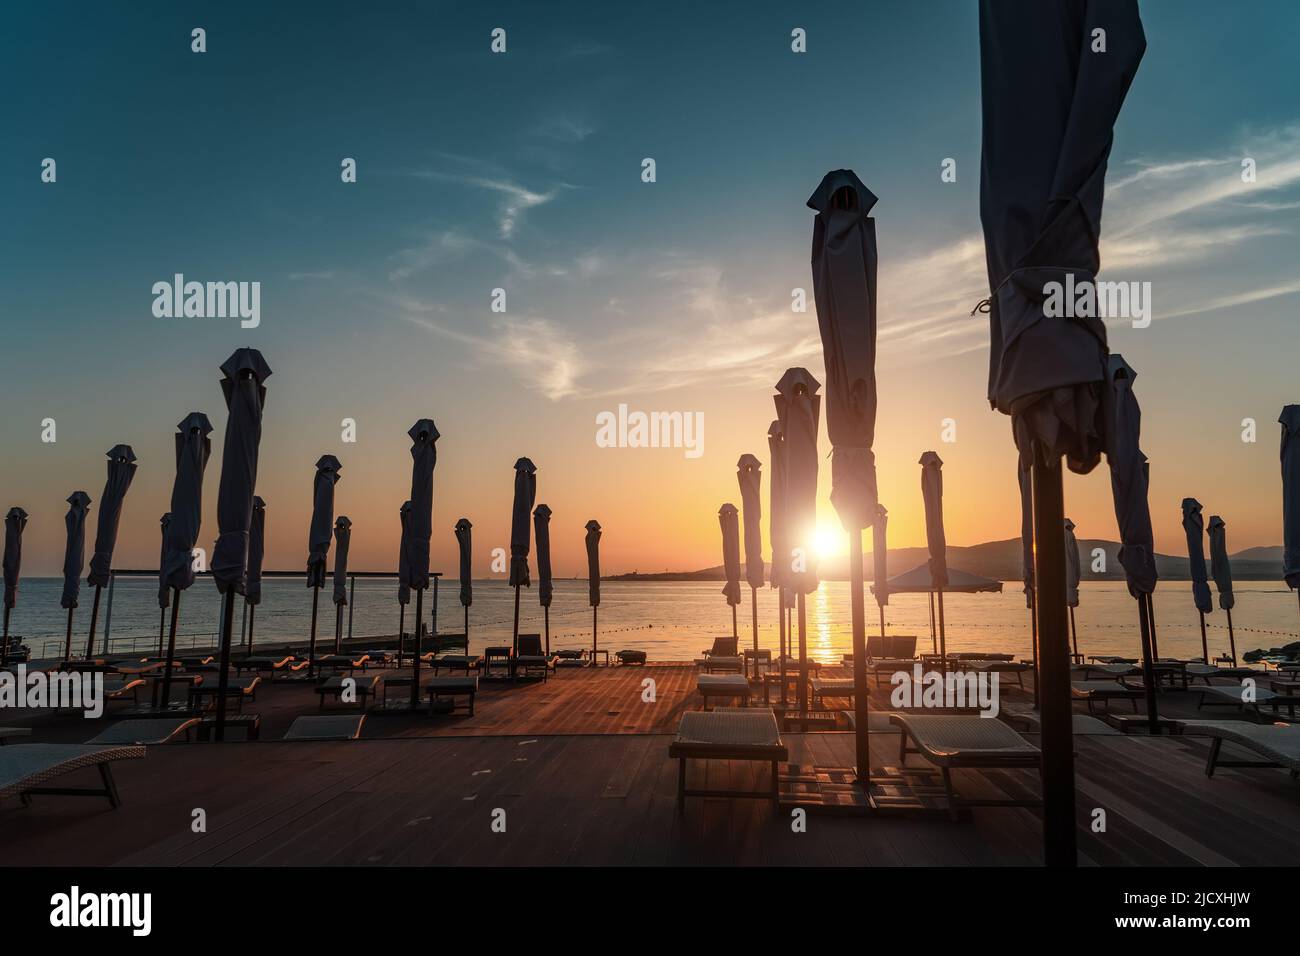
610 537 1287 582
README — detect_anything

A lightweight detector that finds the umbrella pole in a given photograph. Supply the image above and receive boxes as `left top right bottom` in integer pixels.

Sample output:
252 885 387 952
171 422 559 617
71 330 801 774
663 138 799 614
1029 590 1040 710
1136 593 1159 734
248 603 256 656
592 606 598 665
512 584 521 665
1030 454 1077 867
85 584 103 659
848 529 870 784
214 589 236 742
1197 610 1208 663
543 606 549 656
779 590 787 709
1 606 8 666
63 607 75 661
397 603 405 668
410 587 423 708
334 602 343 654
160 589 181 709
308 585 320 678
348 575 356 643
1227 608 1237 671
731 603 738 641
936 588 947 669
1147 593 1160 660
465 603 470 648
796 591 808 725
158 607 166 658
1069 606 1079 663
750 587 758 653
928 592 937 654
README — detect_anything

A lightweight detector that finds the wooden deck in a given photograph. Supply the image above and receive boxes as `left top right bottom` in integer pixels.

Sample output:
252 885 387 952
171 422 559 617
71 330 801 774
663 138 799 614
3 662 1298 866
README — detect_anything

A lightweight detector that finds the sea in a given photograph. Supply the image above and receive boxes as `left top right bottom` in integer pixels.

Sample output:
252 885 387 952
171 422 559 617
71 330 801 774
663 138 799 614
7 577 1299 664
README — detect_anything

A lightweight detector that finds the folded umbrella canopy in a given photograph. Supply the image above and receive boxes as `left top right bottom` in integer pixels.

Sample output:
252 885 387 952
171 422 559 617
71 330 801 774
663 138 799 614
810 167 882 784
775 367 821 719
159 413 212 703
245 497 265 653
509 458 537 657
533 505 553 653
3 507 28 662
60 491 92 660
1281 407 1300 605
212 348 270 739
455 517 473 642
736 455 764 653
85 444 137 657
1063 518 1082 659
872 502 888 625
397 501 412 610
977 0 1145 867
719 503 742 640
919 452 949 658
767 419 789 673
1208 515 1237 664
1101 354 1159 729
1181 498 1213 661
332 516 352 653
585 519 602 661
305 454 341 675
405 419 439 705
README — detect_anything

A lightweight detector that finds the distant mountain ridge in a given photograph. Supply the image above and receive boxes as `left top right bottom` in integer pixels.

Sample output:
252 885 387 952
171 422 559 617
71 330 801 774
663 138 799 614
611 538 1288 582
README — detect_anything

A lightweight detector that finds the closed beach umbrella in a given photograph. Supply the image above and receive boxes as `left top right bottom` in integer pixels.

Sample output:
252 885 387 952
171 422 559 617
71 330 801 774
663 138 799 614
405 419 439 706
60 491 92 660
156 513 170 655
1102 354 1159 729
872 503 888 624
455 517 473 642
775 367 820 719
1280 407 1300 611
1017 459 1039 703
719 503 742 640
395 500 411 665
211 348 270 738
533 505 553 652
919 452 948 659
1063 518 1081 660
85 444 137 657
737 455 764 653
305 454 341 673
331 516 352 653
3 507 28 662
809 169 881 781
245 497 265 653
509 458 537 657
977 0 1145 866
585 519 601 660
1181 498 1213 662
159 412 212 701
1208 515 1238 664
767 419 789 671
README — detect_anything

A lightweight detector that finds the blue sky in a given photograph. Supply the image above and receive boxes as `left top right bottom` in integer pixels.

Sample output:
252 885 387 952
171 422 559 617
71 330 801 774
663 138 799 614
3 0 1300 576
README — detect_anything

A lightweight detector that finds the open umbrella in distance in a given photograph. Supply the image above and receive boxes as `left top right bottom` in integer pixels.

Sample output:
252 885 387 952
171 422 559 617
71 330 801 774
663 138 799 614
86 444 137 657
737 455 765 653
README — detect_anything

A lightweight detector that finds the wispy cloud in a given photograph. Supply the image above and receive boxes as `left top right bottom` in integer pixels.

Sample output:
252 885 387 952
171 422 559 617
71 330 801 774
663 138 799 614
287 270 334 281
406 167 566 238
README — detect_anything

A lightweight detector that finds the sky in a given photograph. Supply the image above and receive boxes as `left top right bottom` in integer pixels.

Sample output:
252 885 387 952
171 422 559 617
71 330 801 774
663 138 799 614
3 0 1300 578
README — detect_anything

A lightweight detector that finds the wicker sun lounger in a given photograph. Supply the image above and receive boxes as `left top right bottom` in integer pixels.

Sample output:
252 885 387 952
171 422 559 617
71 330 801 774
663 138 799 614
668 708 787 806
0 743 145 808
85 717 200 745
316 674 381 710
1193 683 1279 721
697 674 751 710
233 655 294 678
1007 712 1121 735
1071 680 1143 713
1176 719 1300 778
429 654 482 675
514 635 557 681
811 677 857 707
889 714 1042 820
284 715 367 741
697 655 744 674
424 676 478 715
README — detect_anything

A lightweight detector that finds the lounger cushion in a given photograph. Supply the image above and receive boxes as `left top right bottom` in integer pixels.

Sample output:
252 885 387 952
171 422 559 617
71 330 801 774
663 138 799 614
889 714 1040 760
697 675 751 693
85 718 199 745
284 715 366 740
669 709 787 760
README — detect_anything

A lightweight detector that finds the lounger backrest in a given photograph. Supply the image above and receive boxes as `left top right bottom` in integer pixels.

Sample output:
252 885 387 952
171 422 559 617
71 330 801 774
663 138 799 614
886 635 917 659
518 634 544 656
709 636 738 656
866 635 886 658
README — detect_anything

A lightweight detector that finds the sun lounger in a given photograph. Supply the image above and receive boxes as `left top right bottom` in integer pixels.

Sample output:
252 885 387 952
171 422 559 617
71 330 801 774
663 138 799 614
702 636 739 659
0 743 144 808
960 659 1031 691
360 650 396 667
839 710 903 733
617 649 647 665
310 653 370 672
696 674 751 710
429 654 482 674
316 674 381 710
284 715 367 741
103 677 147 707
424 676 478 715
889 713 1042 820
85 717 200 745
190 676 261 713
1072 663 1142 679
233 655 294 678
668 707 787 806
1006 712 1120 735
811 677 857 707
553 649 586 668
1071 680 1143 713
1175 719 1300 778
1193 683 1279 722
697 655 743 673
514 635 557 681
1185 664 1265 685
